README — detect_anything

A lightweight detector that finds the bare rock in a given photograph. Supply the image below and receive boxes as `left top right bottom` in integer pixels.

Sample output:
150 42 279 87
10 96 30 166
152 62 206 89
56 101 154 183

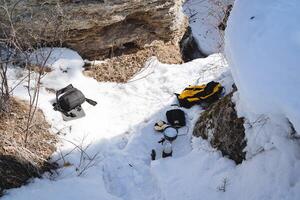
1 0 187 60
193 92 246 164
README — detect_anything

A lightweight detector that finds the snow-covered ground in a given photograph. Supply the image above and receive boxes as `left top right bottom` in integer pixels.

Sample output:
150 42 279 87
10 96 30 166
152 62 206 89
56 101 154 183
4 48 229 199
184 0 234 55
2 0 300 199
3 46 300 200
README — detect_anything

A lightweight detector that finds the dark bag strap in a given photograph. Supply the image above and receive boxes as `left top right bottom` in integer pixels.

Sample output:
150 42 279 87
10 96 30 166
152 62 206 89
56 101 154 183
85 98 97 106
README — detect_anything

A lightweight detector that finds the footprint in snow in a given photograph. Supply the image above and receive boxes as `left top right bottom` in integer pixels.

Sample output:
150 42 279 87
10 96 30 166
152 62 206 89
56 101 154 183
102 154 165 200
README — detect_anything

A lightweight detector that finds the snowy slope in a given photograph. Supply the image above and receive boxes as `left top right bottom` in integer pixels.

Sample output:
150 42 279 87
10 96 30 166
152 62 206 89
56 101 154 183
184 0 234 55
4 48 230 199
4 46 300 200
225 0 300 133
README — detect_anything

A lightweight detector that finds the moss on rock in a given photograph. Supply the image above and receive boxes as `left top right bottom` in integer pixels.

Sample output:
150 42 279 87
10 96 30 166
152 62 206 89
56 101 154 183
193 92 246 164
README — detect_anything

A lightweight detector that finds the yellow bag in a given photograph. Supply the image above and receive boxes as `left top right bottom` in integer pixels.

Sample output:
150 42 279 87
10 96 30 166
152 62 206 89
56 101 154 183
176 81 223 108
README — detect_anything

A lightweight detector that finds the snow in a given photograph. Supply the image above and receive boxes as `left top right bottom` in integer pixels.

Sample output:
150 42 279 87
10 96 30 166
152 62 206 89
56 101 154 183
4 4 300 196
29 47 84 71
225 0 300 133
4 48 233 200
231 92 300 200
184 0 234 55
29 48 85 89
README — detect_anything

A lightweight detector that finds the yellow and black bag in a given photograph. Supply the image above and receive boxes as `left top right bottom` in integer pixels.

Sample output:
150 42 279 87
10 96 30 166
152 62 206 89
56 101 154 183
176 81 223 108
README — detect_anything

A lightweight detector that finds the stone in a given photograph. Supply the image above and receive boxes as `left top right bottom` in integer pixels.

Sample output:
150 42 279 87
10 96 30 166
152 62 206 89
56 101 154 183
1 0 187 60
193 92 246 164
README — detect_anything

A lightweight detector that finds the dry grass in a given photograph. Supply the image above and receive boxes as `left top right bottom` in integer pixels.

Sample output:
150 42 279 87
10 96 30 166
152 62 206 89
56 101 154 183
0 98 57 193
84 41 183 83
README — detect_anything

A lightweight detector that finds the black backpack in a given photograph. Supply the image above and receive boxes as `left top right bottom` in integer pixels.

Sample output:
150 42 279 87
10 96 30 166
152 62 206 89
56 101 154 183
53 84 97 117
166 109 186 128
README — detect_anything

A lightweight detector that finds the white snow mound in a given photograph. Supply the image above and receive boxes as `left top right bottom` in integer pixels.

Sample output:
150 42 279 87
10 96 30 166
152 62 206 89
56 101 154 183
225 0 300 133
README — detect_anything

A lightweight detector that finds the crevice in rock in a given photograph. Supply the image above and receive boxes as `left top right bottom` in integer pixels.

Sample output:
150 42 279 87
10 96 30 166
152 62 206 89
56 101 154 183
108 41 140 58
218 4 233 31
179 26 207 62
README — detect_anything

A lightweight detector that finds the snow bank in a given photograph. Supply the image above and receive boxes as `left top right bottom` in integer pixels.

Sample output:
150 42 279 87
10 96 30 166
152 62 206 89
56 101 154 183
223 2 300 198
29 47 84 71
225 0 300 133
152 134 300 200
28 48 85 89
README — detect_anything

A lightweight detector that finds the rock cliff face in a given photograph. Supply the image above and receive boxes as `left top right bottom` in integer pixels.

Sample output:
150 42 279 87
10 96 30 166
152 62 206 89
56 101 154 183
5 0 187 60
193 92 246 164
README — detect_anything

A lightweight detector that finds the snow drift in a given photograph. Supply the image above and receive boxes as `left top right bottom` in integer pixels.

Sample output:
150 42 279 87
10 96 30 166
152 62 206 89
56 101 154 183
225 0 300 133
